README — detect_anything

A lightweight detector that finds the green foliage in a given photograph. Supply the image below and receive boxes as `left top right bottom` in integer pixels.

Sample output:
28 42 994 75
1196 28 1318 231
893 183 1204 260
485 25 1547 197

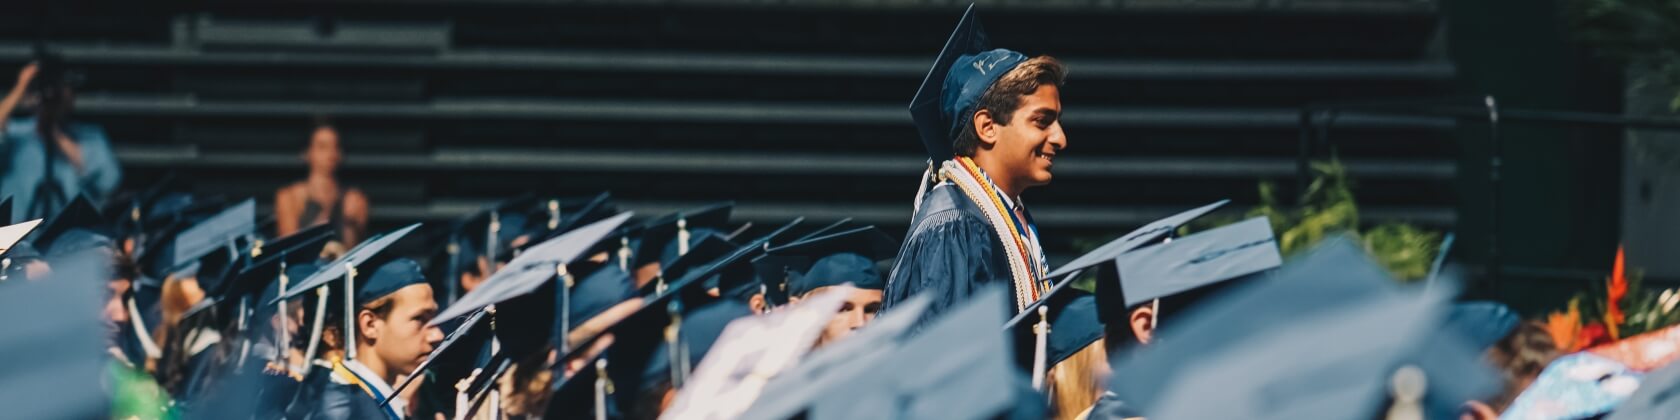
1066 158 1447 283
1250 159 1442 282
1569 0 1680 110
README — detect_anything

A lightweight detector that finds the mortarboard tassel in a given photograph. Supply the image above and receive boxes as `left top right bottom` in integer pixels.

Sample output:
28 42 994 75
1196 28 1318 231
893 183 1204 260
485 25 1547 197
677 218 691 256
548 199 561 231
1384 365 1426 420
1031 305 1049 391
667 300 689 389
595 359 613 420
558 263 574 353
343 262 358 360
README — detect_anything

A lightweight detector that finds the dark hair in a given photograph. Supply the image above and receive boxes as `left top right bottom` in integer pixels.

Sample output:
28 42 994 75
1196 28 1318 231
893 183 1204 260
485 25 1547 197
1486 321 1558 412
952 55 1067 157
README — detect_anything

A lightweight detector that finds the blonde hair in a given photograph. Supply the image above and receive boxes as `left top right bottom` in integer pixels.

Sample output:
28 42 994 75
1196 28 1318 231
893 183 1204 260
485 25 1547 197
1049 340 1108 420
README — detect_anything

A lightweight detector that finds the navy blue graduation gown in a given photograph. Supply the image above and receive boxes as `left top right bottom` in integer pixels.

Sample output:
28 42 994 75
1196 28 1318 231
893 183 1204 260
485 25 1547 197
882 183 1021 330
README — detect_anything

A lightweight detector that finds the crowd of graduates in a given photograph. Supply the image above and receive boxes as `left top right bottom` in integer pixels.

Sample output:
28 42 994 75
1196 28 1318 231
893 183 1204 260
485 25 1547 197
6 4 1680 420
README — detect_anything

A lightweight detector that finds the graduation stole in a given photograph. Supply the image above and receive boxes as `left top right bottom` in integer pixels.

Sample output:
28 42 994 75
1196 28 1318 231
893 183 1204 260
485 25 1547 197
332 360 403 420
935 156 1050 311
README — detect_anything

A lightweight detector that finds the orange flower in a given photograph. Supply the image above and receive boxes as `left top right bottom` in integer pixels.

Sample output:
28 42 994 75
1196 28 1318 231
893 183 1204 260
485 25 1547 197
1607 246 1628 340
1545 299 1583 352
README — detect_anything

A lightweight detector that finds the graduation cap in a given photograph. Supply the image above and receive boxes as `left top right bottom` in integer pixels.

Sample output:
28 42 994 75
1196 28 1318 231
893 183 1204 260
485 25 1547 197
631 202 734 269
1108 235 1482 419
29 195 107 255
749 218 855 307
544 230 782 415
1103 216 1282 317
1046 200 1229 280
431 211 635 327
1120 284 1497 420
168 199 258 298
206 226 334 370
908 4 1029 161
0 219 43 258
634 299 756 398
712 218 808 301
1 220 44 282
738 286 1038 420
1500 352 1644 420
1446 301 1519 351
1605 359 1680 420
0 251 113 419
274 223 421 363
767 226 897 298
0 196 12 225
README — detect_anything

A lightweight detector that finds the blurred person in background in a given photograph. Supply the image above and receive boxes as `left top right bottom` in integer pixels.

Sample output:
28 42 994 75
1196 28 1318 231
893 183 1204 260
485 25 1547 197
275 117 370 249
0 55 122 220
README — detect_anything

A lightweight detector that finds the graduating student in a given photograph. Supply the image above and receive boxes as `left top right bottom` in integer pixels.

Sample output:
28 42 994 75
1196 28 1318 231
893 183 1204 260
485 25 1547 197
763 225 896 347
885 4 1068 325
276 224 441 420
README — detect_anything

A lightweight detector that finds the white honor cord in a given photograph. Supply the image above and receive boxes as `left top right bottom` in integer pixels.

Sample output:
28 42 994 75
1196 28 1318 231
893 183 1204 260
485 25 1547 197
303 286 329 366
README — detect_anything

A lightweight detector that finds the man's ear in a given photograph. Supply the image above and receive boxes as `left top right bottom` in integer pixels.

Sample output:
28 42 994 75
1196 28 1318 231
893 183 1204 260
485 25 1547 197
972 109 1000 147
357 309 381 345
1129 305 1154 345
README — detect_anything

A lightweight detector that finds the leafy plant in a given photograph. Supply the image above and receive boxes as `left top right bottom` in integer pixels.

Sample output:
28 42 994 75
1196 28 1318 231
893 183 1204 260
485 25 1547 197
1246 159 1441 282
1570 0 1680 110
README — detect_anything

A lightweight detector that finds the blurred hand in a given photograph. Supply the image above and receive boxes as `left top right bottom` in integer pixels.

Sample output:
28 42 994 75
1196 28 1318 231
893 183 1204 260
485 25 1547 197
15 62 35 90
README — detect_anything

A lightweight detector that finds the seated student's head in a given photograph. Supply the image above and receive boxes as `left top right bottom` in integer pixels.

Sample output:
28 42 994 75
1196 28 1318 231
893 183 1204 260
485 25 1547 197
1460 321 1558 420
807 285 883 348
355 259 444 378
791 252 886 348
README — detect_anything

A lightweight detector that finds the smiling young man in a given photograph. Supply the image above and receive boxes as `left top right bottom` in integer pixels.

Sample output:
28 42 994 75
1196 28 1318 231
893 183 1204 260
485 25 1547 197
884 5 1067 324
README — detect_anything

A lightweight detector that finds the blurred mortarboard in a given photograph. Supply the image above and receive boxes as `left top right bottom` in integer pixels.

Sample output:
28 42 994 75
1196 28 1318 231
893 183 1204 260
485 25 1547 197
769 226 896 297
740 294 933 420
0 219 43 259
431 212 635 325
714 218 807 300
636 299 756 395
231 225 334 316
632 202 734 269
0 197 12 225
1109 235 1482 419
1046 200 1229 280
644 233 737 297
551 230 780 406
275 223 422 302
0 253 111 419
1123 284 1497 420
28 195 107 253
909 4 1028 161
170 199 258 297
1104 216 1281 314
1446 301 1519 352
1605 359 1680 420
740 286 1033 420
751 218 851 306
1503 353 1644 420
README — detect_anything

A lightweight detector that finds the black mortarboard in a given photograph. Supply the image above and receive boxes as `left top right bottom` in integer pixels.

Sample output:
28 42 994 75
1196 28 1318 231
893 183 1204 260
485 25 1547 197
1107 216 1282 311
636 299 756 395
909 4 1028 161
385 307 493 408
770 226 897 297
276 223 422 302
171 199 258 297
29 195 106 254
739 286 1035 420
632 202 734 269
1446 301 1520 351
431 212 636 324
714 218 807 300
1108 236 1478 419
1126 285 1496 420
0 197 12 225
1046 200 1229 279
549 231 779 412
644 234 737 297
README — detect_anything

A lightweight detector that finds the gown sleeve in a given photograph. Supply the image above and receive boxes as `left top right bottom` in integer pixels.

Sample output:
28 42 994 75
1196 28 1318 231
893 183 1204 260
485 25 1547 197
882 209 1014 331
